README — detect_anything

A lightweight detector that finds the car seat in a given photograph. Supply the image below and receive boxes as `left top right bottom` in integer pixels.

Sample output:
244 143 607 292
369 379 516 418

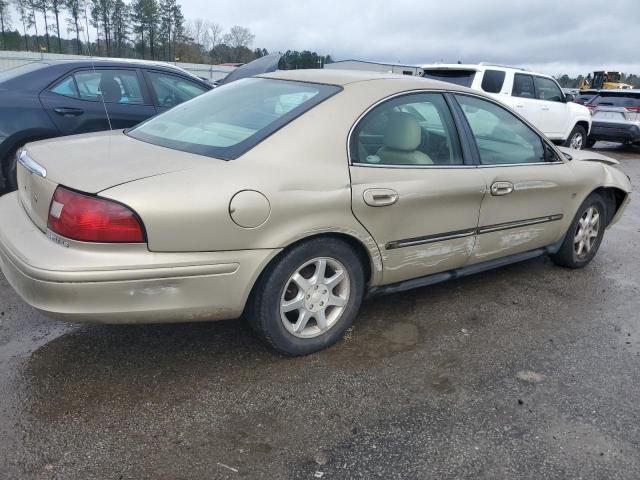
376 112 433 165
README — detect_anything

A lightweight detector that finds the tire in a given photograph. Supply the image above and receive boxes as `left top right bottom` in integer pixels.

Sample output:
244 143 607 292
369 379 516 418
246 237 366 356
551 193 606 269
564 125 587 150
1 147 20 193
586 138 596 149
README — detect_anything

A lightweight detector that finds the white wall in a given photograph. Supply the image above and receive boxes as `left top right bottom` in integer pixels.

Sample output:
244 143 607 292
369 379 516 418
0 51 236 81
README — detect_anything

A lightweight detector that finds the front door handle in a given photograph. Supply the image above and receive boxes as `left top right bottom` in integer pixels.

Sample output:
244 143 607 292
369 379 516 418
490 181 514 196
54 107 84 116
363 188 399 207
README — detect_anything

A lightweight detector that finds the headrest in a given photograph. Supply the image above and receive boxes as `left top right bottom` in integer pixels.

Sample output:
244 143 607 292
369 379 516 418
99 77 122 103
384 112 422 151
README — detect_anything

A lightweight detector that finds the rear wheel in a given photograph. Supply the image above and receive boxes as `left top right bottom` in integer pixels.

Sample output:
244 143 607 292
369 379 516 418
564 125 587 150
551 194 606 269
246 237 365 356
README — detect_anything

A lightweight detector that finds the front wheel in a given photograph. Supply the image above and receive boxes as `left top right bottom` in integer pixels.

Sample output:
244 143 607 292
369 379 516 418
551 193 606 269
564 125 587 150
246 237 366 355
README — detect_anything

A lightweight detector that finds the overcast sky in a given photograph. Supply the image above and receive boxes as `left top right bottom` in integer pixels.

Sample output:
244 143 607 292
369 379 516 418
11 0 640 77
177 0 639 76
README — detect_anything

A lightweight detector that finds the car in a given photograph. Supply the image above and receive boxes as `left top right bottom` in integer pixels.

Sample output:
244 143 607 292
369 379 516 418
585 89 640 147
572 89 599 106
0 70 631 356
0 59 213 193
420 63 592 149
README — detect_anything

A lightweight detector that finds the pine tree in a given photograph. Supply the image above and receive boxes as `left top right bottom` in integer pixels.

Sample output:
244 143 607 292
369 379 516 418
0 0 9 50
65 0 83 54
110 0 128 56
36 0 51 51
13 0 32 51
50 0 63 51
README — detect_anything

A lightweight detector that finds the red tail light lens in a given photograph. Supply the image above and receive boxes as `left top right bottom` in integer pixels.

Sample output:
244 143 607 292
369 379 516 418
625 106 640 112
48 186 145 243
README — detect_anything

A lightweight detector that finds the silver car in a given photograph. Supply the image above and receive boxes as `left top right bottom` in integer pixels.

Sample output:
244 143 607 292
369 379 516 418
587 90 640 147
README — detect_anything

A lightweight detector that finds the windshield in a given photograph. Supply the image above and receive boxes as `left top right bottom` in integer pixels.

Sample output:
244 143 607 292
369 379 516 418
422 69 476 87
0 62 48 84
128 77 341 160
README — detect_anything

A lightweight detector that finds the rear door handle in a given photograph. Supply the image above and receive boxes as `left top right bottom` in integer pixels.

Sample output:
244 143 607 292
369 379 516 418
54 107 84 116
363 188 399 207
490 181 514 196
515 104 524 108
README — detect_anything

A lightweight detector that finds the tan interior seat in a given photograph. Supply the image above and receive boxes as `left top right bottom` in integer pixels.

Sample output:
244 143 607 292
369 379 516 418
376 112 433 165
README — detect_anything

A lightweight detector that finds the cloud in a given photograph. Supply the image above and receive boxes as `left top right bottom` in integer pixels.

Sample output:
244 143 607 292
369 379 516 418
12 0 640 77
180 0 640 76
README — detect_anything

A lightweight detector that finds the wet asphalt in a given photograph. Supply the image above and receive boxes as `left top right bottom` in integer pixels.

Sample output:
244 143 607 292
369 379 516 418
0 143 639 480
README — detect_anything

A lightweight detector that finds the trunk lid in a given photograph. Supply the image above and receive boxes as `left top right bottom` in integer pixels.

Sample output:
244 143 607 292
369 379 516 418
18 130 215 231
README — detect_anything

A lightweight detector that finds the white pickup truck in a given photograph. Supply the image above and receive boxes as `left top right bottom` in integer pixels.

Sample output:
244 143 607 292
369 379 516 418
421 64 592 149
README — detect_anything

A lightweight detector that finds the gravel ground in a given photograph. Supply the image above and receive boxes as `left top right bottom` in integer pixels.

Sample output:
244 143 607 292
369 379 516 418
0 142 638 479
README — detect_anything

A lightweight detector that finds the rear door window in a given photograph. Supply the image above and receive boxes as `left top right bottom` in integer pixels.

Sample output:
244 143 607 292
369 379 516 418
481 69 506 93
73 69 144 104
533 76 563 102
351 92 464 166
512 74 536 99
422 69 476 87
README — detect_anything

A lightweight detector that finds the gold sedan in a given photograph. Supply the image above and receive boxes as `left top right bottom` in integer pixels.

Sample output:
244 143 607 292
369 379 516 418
0 70 632 355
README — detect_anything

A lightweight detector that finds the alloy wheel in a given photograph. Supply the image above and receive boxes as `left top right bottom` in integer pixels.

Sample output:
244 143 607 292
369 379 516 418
280 257 350 339
574 206 600 258
570 132 584 149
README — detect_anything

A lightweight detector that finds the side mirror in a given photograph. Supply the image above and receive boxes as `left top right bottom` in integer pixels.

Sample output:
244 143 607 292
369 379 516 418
564 93 574 103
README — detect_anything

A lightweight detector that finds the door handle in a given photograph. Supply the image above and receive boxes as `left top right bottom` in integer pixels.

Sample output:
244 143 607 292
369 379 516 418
515 104 524 108
363 188 399 207
542 107 550 111
490 181 514 196
53 107 84 116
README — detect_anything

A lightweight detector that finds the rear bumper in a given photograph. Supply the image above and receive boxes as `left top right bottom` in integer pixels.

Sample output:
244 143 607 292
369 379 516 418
0 192 279 324
590 121 640 143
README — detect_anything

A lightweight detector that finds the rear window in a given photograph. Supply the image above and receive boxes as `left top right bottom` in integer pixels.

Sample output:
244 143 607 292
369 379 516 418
0 62 47 83
422 69 476 87
590 93 640 109
481 69 506 93
128 78 341 160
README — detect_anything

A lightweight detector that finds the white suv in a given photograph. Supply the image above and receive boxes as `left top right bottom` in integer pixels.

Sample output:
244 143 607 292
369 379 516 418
420 63 592 149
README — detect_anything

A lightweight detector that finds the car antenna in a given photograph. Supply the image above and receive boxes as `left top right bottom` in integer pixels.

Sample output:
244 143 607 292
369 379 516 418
82 4 112 132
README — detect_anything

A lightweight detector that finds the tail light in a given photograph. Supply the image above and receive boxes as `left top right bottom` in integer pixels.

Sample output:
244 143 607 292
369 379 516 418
624 106 640 112
48 186 145 243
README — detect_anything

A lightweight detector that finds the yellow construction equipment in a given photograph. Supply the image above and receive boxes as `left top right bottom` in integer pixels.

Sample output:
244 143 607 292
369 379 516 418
580 71 633 90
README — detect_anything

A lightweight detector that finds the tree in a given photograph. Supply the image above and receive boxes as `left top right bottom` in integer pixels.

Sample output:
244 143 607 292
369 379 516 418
65 0 84 54
35 0 51 51
90 0 115 56
26 0 41 51
222 25 254 63
50 0 63 51
0 0 10 50
13 0 31 51
131 0 159 59
111 0 129 56
158 0 182 60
